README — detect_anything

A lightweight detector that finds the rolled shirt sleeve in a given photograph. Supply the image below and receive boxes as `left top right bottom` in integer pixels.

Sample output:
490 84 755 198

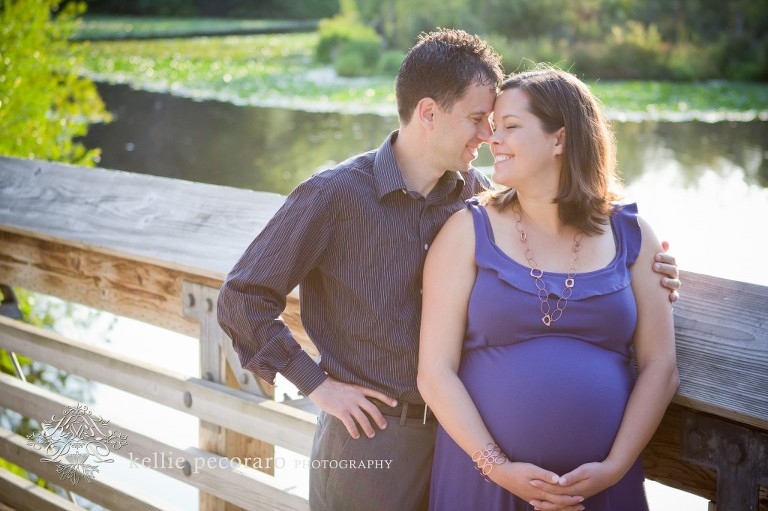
217 176 331 396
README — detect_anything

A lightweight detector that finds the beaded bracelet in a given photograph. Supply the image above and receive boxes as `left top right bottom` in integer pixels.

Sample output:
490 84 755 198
471 442 507 479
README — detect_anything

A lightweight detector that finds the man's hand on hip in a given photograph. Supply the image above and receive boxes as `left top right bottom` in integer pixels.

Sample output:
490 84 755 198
308 377 397 439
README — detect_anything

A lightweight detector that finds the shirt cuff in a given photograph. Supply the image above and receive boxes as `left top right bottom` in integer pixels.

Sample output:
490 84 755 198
281 350 327 397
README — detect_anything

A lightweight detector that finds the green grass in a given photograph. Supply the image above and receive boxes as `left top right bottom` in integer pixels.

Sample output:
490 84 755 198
76 33 768 120
77 34 396 113
592 80 768 121
75 16 317 40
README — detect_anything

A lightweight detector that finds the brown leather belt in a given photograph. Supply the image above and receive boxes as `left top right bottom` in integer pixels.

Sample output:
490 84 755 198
368 398 435 424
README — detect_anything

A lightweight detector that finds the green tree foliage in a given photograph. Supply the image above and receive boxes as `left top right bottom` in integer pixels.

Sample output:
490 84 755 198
629 0 768 80
345 0 767 81
0 0 110 165
83 0 340 19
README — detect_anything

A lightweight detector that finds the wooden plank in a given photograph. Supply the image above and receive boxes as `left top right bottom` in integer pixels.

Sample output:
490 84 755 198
190 283 229 511
0 229 208 337
0 228 316 354
0 427 180 511
0 316 316 456
671 271 768 431
0 156 285 277
0 467 83 511
0 375 309 511
282 398 321 415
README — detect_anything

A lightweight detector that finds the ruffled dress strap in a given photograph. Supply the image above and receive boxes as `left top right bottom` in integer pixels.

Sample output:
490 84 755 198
466 199 643 301
465 198 498 267
610 202 642 267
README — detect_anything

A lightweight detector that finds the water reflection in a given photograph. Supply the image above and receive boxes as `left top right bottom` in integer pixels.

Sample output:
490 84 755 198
80 84 768 284
615 121 768 187
83 84 396 195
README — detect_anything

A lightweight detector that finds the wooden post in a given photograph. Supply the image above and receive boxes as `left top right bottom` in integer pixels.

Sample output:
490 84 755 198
183 281 276 511
680 409 768 511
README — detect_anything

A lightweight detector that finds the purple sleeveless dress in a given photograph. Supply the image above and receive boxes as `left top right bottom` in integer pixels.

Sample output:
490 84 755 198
428 200 649 510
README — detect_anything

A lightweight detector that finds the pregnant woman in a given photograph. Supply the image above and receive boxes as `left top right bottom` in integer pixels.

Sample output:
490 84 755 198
418 67 679 510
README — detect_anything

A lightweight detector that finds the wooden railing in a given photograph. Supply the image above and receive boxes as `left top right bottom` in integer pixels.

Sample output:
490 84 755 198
0 156 766 511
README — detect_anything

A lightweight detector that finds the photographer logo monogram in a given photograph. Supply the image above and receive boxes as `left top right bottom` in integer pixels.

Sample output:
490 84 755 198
27 403 128 485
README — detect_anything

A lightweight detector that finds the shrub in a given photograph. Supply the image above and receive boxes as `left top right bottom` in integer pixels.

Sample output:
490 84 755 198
334 43 367 77
666 43 718 80
569 41 612 78
484 34 572 74
606 22 667 79
315 15 380 64
569 23 668 79
375 50 404 76
715 34 768 81
334 38 381 76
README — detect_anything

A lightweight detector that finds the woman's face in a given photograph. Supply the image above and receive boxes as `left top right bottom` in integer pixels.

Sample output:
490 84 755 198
489 88 563 194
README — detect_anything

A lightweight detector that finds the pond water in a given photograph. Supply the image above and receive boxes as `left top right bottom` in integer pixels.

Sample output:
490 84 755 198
82 83 768 286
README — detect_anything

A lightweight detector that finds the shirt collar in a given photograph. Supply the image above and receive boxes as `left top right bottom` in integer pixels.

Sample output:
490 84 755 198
373 130 467 201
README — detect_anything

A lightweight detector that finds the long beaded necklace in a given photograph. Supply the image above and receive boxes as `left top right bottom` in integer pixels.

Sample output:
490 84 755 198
512 207 584 327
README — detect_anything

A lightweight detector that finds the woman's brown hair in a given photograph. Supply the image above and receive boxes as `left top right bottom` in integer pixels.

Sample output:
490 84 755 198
480 66 622 234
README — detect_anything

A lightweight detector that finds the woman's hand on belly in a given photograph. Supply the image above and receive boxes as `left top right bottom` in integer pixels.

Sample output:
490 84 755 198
489 461 585 510
530 459 622 502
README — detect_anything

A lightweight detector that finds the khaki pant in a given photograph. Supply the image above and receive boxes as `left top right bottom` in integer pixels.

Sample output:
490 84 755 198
309 411 438 511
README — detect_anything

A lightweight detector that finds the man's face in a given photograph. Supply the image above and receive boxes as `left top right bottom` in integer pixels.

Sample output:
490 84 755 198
432 83 496 172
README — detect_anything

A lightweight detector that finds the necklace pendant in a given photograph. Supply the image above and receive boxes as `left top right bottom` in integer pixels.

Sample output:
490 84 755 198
541 314 552 327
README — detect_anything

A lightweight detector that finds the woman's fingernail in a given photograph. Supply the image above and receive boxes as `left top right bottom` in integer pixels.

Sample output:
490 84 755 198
654 263 661 270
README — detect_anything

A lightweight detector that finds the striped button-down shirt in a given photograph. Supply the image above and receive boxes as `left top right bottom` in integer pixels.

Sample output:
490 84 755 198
217 131 489 403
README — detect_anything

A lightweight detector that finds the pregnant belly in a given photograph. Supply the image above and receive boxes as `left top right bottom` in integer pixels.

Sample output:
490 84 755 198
458 337 635 474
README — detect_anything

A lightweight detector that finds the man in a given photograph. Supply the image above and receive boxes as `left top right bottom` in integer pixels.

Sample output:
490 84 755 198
217 29 680 511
